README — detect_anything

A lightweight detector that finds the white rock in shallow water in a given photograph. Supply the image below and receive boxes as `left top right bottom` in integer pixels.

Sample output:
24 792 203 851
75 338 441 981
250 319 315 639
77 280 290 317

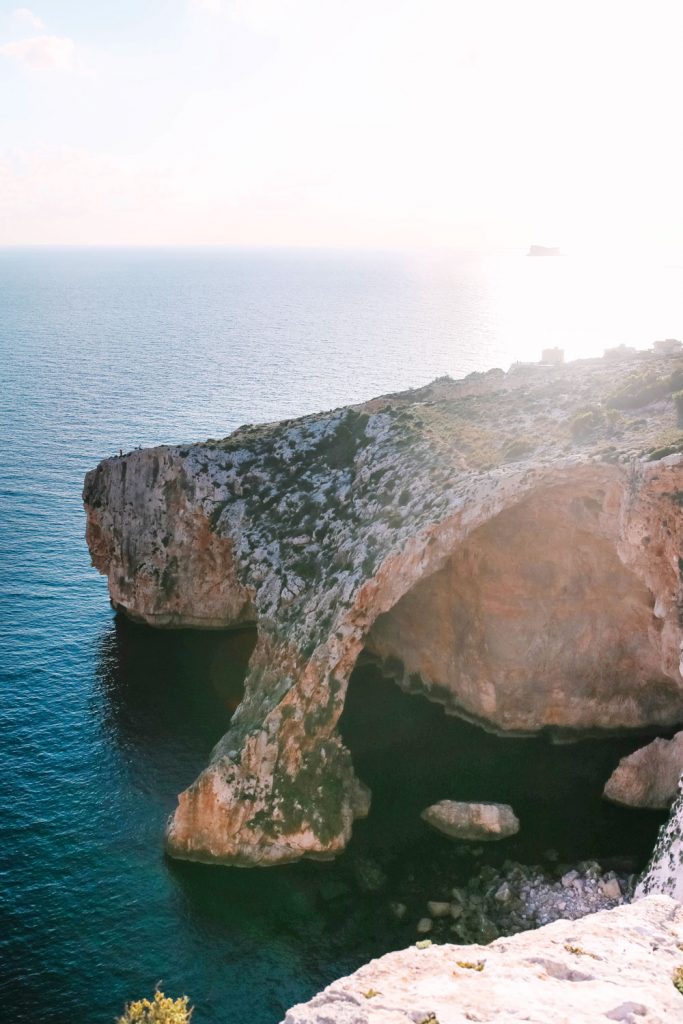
604 732 683 809
421 800 520 841
416 917 433 934
282 896 683 1024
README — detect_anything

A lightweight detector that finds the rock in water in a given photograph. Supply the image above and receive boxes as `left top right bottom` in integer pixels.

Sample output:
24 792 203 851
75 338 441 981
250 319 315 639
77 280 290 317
282 896 683 1023
604 731 683 809
421 800 520 841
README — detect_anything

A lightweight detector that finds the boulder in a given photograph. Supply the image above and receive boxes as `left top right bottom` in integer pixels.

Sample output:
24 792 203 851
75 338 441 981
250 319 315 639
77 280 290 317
604 732 683 809
421 800 520 841
282 896 683 1023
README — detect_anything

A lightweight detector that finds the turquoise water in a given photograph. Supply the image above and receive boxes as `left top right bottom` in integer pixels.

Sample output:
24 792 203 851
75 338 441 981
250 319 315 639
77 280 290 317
0 247 679 1024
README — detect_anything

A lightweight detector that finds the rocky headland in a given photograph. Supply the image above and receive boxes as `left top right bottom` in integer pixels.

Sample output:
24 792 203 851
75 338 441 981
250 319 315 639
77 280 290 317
83 348 683 870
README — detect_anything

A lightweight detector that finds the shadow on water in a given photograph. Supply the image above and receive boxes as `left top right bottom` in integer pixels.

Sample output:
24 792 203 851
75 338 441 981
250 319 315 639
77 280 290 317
95 616 668 896
90 617 401 1022
95 616 668 874
94 614 255 800
340 661 670 882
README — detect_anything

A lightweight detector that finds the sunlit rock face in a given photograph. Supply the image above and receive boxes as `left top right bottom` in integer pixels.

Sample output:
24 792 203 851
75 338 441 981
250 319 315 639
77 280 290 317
83 350 683 866
365 475 681 734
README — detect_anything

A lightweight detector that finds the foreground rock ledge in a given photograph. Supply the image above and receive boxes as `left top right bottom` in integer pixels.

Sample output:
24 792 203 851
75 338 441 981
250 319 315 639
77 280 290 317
282 896 683 1024
83 350 683 866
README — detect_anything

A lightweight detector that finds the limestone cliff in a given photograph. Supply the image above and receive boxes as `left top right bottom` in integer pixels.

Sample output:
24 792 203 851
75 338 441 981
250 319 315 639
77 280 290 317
638 781 683 902
282 896 683 1023
83 350 683 866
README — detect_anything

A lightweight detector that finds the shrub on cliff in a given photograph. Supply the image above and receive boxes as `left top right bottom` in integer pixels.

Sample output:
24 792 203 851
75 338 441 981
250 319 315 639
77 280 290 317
117 990 192 1024
674 389 683 427
570 407 604 440
502 436 535 461
607 368 683 410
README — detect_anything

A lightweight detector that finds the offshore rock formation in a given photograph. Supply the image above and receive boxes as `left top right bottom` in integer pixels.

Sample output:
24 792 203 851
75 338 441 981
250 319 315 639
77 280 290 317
421 800 520 841
282 896 683 1024
83 350 683 866
604 731 683 809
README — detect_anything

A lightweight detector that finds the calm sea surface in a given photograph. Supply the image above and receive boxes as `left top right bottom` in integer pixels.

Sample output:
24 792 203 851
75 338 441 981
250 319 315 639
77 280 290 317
1 247 681 1024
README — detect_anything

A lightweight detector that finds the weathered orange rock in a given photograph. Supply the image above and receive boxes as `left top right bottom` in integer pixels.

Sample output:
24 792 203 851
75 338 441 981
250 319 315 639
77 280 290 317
83 350 683 866
85 448 255 628
365 468 682 733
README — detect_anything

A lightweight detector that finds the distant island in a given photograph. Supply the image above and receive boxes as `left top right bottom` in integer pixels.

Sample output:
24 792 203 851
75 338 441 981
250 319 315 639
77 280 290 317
528 244 560 256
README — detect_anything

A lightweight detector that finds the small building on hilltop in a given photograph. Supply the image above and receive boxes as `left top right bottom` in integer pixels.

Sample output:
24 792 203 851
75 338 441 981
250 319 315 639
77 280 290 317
541 347 564 365
654 338 682 355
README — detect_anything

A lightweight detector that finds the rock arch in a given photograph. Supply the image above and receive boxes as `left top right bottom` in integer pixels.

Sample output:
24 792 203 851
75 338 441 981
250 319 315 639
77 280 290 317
162 462 683 865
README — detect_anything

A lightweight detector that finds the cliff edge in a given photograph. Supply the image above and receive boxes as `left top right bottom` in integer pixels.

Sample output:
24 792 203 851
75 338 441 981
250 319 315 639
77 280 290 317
83 350 683 866
282 896 683 1023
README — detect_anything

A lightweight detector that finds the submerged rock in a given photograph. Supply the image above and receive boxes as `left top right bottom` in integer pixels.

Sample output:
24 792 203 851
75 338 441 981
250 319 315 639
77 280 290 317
351 855 387 893
604 732 683 809
83 349 683 867
282 896 683 1023
392 858 628 945
421 800 520 841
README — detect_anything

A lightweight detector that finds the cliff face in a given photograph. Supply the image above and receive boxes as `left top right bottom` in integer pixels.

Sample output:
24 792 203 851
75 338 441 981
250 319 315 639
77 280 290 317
282 896 683 1024
638 782 683 901
83 351 683 866
85 448 256 629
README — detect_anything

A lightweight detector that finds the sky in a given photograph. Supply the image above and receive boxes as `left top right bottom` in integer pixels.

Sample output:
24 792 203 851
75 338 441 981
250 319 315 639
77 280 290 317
1 0 683 251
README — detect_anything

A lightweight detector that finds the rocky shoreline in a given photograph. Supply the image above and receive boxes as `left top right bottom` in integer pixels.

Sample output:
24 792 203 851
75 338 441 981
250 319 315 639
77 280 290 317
385 856 631 946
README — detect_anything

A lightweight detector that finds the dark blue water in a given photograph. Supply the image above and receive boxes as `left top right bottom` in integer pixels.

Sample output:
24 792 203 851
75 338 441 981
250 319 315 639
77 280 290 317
0 248 679 1024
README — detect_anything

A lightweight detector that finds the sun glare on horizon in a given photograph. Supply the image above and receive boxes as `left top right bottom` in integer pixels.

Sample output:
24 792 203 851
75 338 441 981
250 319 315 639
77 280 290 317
1 0 683 256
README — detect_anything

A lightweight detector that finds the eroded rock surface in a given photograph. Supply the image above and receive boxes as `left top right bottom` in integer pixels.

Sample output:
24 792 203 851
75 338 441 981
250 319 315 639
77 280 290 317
421 800 519 841
604 732 683 809
637 779 683 902
282 896 683 1024
83 350 683 865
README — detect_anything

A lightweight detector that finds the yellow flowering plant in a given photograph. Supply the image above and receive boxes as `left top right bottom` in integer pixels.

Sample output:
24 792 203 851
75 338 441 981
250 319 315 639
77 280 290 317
117 990 193 1023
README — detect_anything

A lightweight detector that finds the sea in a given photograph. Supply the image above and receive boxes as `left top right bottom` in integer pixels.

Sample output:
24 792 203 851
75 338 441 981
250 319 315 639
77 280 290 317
1 246 681 1024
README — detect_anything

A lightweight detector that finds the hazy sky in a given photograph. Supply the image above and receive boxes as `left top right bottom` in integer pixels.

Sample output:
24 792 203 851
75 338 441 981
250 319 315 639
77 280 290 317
1 0 683 250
